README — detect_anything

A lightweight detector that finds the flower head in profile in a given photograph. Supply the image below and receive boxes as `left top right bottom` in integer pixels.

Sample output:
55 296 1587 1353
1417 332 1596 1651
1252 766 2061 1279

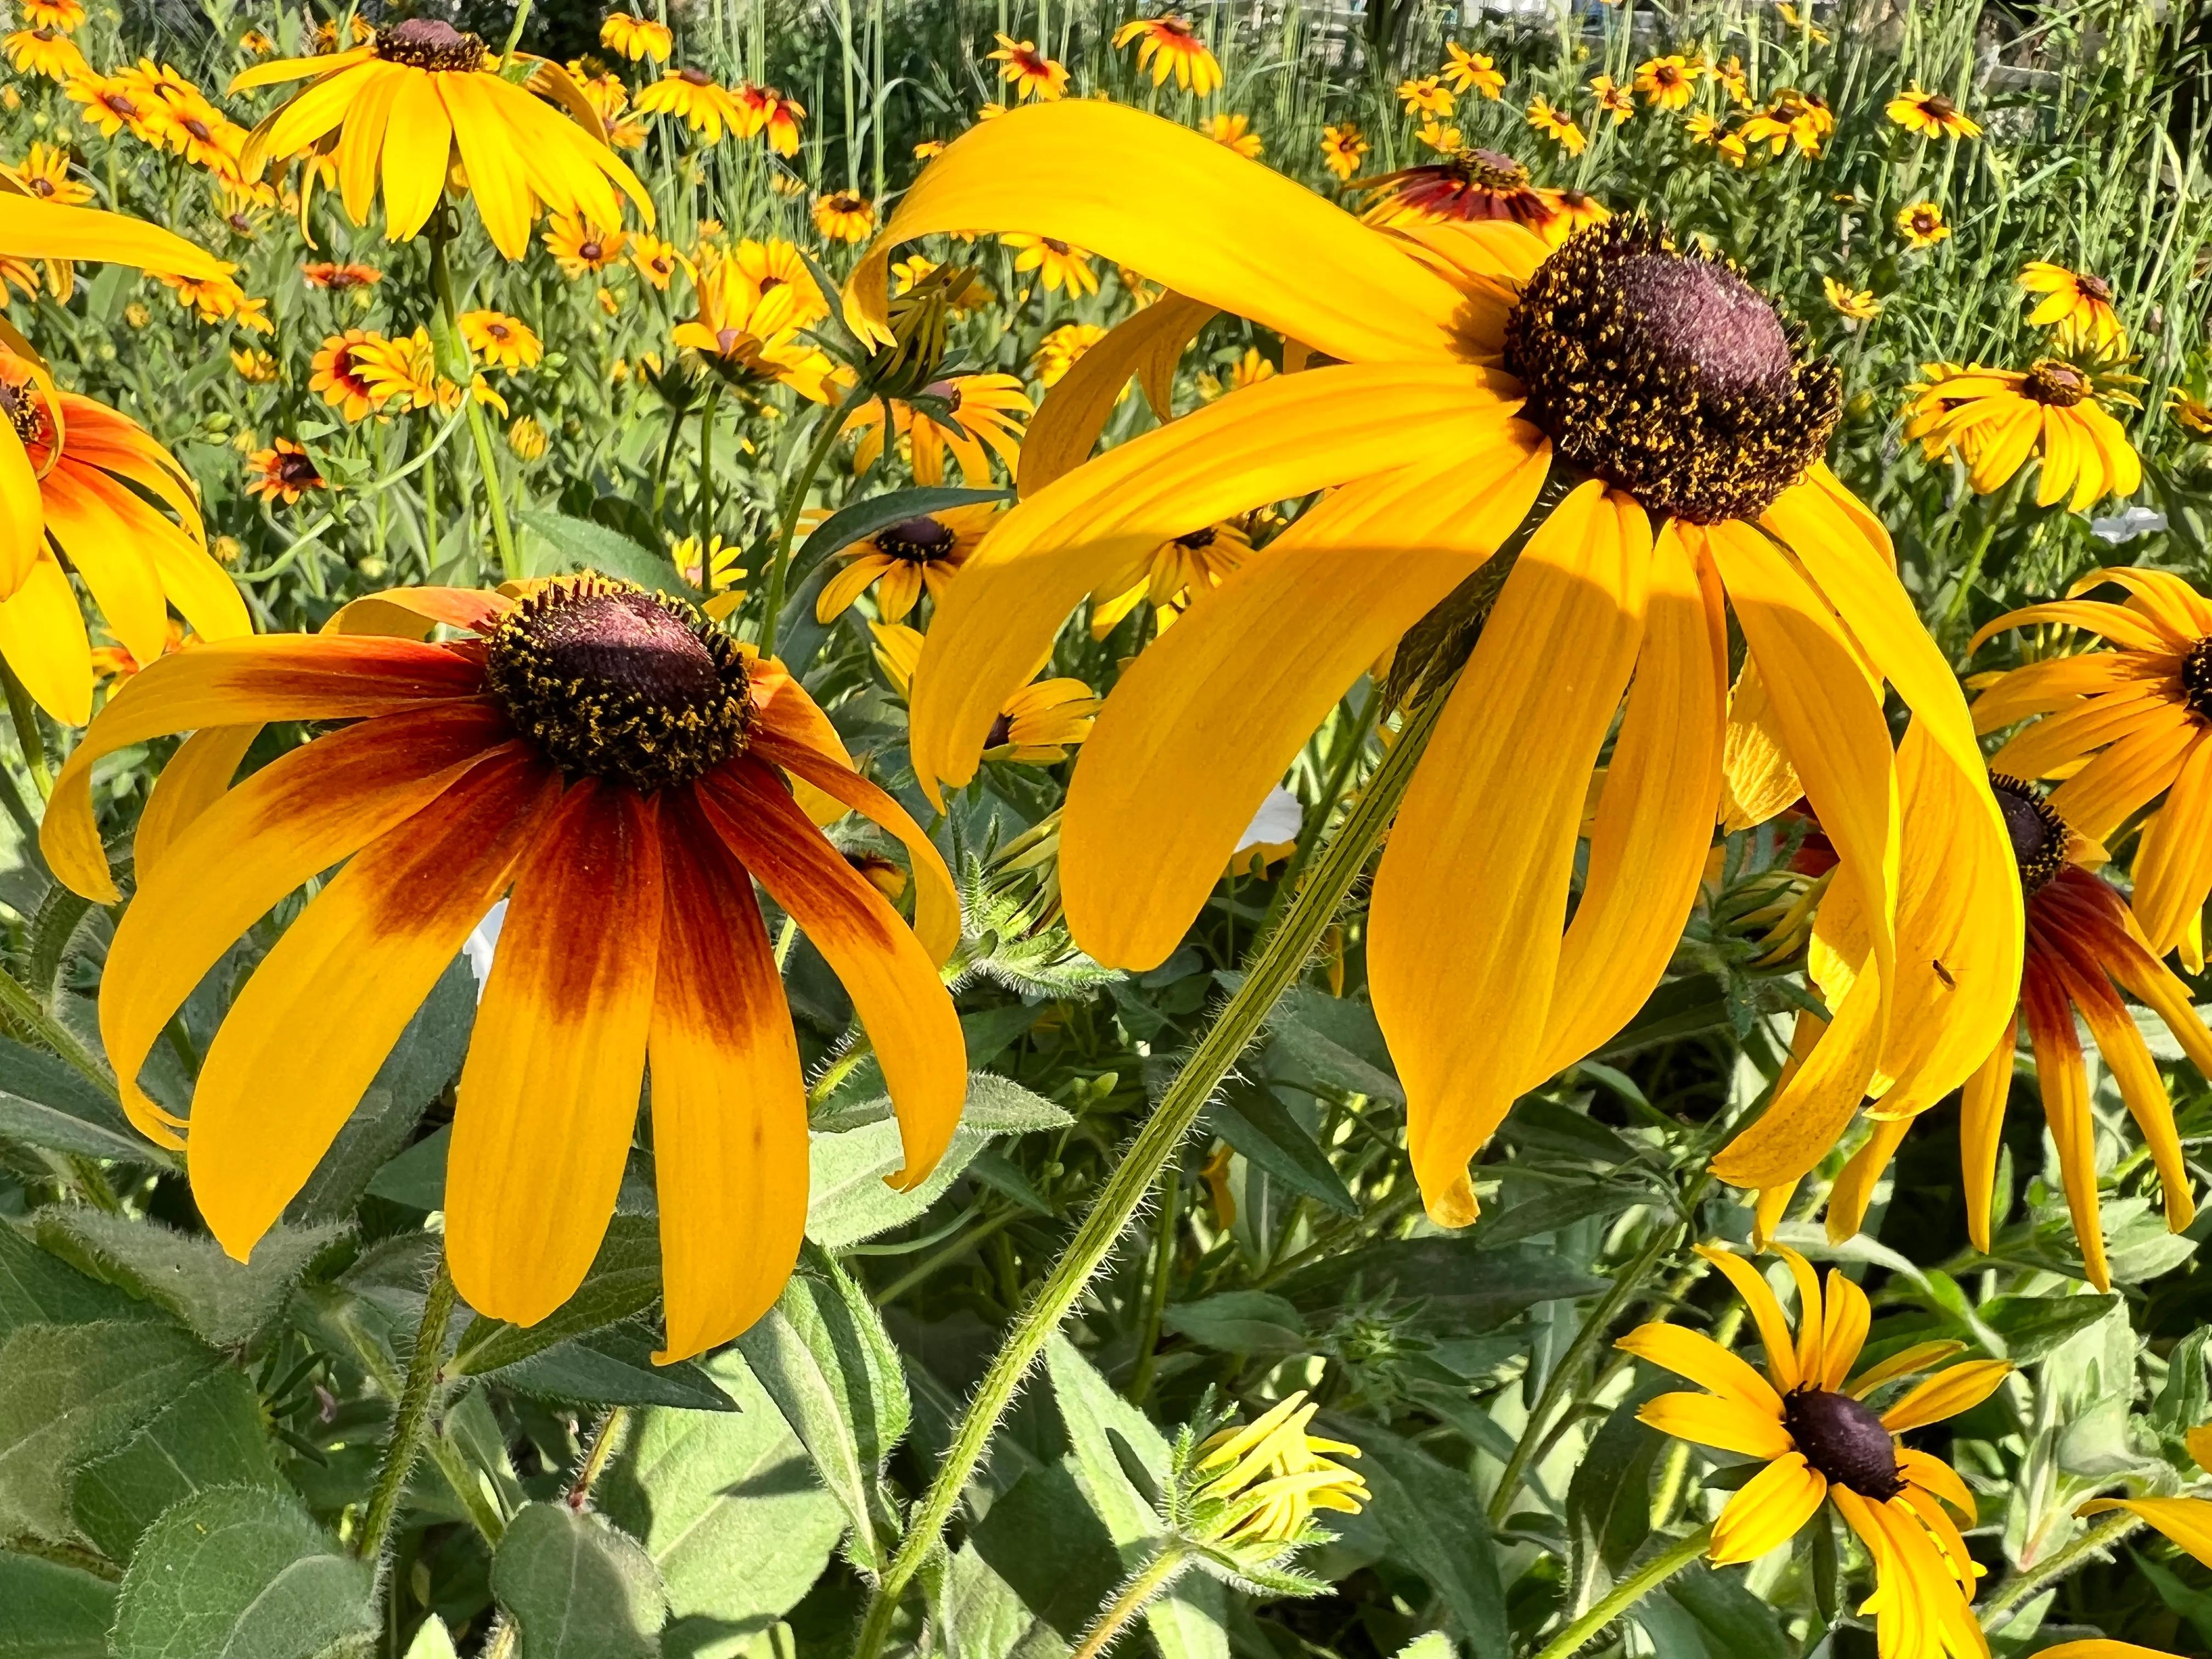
1624 1244 2006 1654
1823 275 1881 321
1743 88 1832 155
227 19 652 259
1887 86 1981 139
4 25 87 82
245 436 325 505
599 11 674 61
43 578 965 1362
68 72 164 143
1362 145 1560 235
1188 1392 1367 1549
737 83 805 155
634 66 749 141
1775 2 1831 43
814 190 877 245
20 0 86 30
230 346 278 383
1090 519 1251 637
1902 354 2141 507
1002 232 1098 295
845 373 1030 487
1318 122 1368 183
507 415 549 463
1525 96 1587 154
1713 54 1753 106
1441 44 1504 100
628 233 694 291
1201 113 1262 159
989 34 1069 101
2172 389 2212 439
302 259 381 291
461 311 543 373
841 106 2025 1225
1633 54 1699 110
873 623 1097 764
1031 320 1105 386
1896 200 1950 249
1113 13 1221 96
2018 261 2121 347
674 245 840 403
817 503 999 622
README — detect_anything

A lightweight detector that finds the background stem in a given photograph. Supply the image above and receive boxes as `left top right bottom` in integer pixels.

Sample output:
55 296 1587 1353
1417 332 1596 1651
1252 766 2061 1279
354 1255 459 1564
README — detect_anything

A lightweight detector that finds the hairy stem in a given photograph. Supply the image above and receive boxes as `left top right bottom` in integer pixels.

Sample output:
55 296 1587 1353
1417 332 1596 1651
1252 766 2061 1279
355 1256 459 1564
1070 1542 1193 1659
1531 1525 1713 1659
1979 1509 2143 1631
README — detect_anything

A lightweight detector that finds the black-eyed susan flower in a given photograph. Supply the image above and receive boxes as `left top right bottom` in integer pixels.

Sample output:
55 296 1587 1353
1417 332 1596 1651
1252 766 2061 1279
154 264 274 332
1002 232 1098 296
1588 74 1634 123
673 251 839 403
845 105 2024 1223
228 18 652 261
506 414 548 462
67 73 163 143
1902 357 2141 507
313 15 376 53
1887 86 1982 139
845 374 1030 487
1526 95 1587 154
543 211 628 278
1633 54 1699 110
573 68 628 124
1362 146 1560 234
1824 275 1881 320
814 190 877 245
145 81 242 170
301 258 381 291
8 141 91 206
726 235 826 326
1623 1243 2006 1654
1031 320 1104 386
988 34 1069 101
873 622 1097 763
2172 390 2212 438
0 352 249 722
1742 88 1832 155
1547 188 1608 242
817 504 998 622
1187 1392 1368 1547
1441 43 1504 100
40 577 964 1361
2019 261 2122 347
229 346 278 383
1713 53 1753 107
1396 76 1453 119
1318 121 1368 182
670 533 747 619
628 233 692 290
1775 2 1831 43
634 65 749 141
1195 347 1277 400
1897 200 1950 249
1114 13 1222 97
1090 519 1250 636
20 0 85 30
737 83 805 155
1814 771 2212 1289
4 25 86 81
460 309 543 372
310 329 390 422
1415 119 1460 154
599 11 673 62
244 436 325 505
1201 112 1262 159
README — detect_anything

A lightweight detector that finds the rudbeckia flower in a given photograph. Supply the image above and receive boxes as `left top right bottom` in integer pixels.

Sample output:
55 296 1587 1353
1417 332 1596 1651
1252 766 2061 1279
1901 356 2141 506
229 347 277 382
1967 569 2212 967
1318 122 1368 183
673 250 840 403
1546 189 1608 242
40 578 965 1361
1525 95 1587 154
1201 113 1263 159
599 10 673 62
872 621 1097 763
8 141 91 206
813 190 877 245
19 0 86 30
244 436 325 504
628 233 692 289
1823 275 1881 320
1362 146 1561 234
1887 86 1982 139
1897 200 1950 249
1032 321 1105 386
2018 261 2122 347
1588 74 1634 123
738 83 805 156
1742 88 1832 155
1190 1392 1368 1545
460 309 543 371
1633 54 1699 109
1090 518 1251 636
1002 232 1098 295
67 74 163 144
506 415 549 462
309 329 388 422
0 353 248 722
228 18 652 261
1113 13 1222 97
4 26 86 81
1775 2 1831 43
1623 1244 2007 1655
844 373 1031 486
634 65 749 142
989 34 1069 102
1713 54 1753 106
843 103 2023 1224
1810 771 2212 1289
1396 76 1454 119
1441 44 1504 100
543 211 627 277
816 504 998 622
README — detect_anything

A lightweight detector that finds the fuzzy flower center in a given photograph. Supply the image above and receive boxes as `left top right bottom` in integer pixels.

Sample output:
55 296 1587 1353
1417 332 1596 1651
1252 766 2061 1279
484 578 752 793
376 18 486 72
2181 639 2212 722
0 380 48 447
1782 1386 1901 1499
877 516 958 563
275 449 319 487
679 66 714 85
1503 217 1840 522
2023 360 2091 408
1991 773 2069 896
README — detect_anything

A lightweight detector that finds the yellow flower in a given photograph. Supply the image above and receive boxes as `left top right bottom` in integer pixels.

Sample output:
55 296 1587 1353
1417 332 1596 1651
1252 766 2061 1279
2018 261 2121 347
634 66 749 141
68 70 162 143
1001 231 1098 295
1361 145 1564 237
38 577 963 1362
229 346 279 382
1902 357 2140 506
20 0 86 30
154 265 273 331
2170 390 2212 438
1713 54 1752 106
1822 276 1880 320
1623 1243 2006 1653
1588 74 1634 123
988 34 1069 101
628 233 693 290
4 26 87 81
814 190 877 245
913 138 946 160
7 141 92 206
1191 1392 1367 1547
1441 44 1504 100
1318 122 1368 183
816 504 1000 622
121 300 149 327
599 11 674 62
1396 76 1453 119
872 623 1098 764
543 211 628 277
844 375 1030 487
349 326 450 412
244 436 325 504
1742 88 1832 155
1633 54 1699 110
1525 96 1587 154
302 259 381 291
311 328 389 422
1895 200 1950 249
1200 112 1262 159
670 533 748 613
1031 320 1105 386
1090 518 1251 635
227 19 652 260
507 414 549 461
1887 86 1982 139
673 245 840 402
1775 2 1831 44
1415 120 1461 153
1113 14 1222 97
845 105 2024 1222
461 310 544 372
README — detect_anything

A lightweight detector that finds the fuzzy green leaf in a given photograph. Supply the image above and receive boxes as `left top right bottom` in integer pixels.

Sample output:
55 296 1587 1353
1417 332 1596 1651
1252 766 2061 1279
32 1211 345 1350
69 1366 284 1564
0 1550 116 1657
489 1503 667 1659
0 1224 140 1336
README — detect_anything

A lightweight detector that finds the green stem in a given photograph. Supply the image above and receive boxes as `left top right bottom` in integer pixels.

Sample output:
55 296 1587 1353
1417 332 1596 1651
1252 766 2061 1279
1979 1509 2143 1632
1126 1160 1181 1406
760 386 866 659
871 1206 1020 1306
354 1255 459 1563
849 678 1457 1659
1936 465 2033 643
1 660 50 798
497 0 534 66
1531 1525 1713 1659
1070 1542 1193 1659
567 1406 631 1510
429 235 520 583
651 401 687 521
696 394 716 544
0 969 109 1091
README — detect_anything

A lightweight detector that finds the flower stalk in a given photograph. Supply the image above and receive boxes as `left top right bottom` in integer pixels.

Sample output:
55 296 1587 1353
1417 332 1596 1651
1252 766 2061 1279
1530 1524 1714 1659
354 1255 460 1563
428 232 521 584
1070 1542 1194 1659
759 383 867 658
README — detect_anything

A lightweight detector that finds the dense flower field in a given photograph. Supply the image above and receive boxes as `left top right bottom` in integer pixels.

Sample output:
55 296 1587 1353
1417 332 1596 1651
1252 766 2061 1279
1 0 2211 1656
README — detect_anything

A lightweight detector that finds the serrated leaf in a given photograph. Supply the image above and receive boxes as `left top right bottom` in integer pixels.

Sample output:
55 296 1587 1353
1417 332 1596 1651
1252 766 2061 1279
69 1366 284 1564
1323 1418 1506 1651
494 1321 737 1410
735 1246 909 1575
0 1223 141 1334
518 509 690 595
0 1549 116 1657
0 1321 217 1541
0 1036 165 1167
490 1503 667 1659
1980 1292 2125 1364
449 1215 661 1376
33 1211 345 1349
110 1485 375 1659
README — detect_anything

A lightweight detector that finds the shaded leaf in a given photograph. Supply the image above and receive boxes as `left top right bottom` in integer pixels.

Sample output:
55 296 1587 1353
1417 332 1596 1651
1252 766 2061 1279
1324 1418 1507 1650
936 1540 1071 1659
32 1211 343 1350
69 1365 284 1563
1479 1183 1652 1248
0 1224 140 1335
1276 1240 1605 1334
495 1322 737 1411
1159 1291 1308 1356
490 1502 667 1659
520 510 690 595
450 1216 661 1377
1206 1080 1357 1217
0 1036 161 1166
0 1549 115 1658
1665 1563 1790 1659
1980 1293 2125 1364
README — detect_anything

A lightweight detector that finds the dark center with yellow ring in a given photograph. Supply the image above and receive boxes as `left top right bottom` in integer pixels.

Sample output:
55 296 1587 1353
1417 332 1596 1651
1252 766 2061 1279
2181 640 2212 723
1990 773 2069 895
876 516 958 563
273 448 319 488
2023 360 2091 408
1503 216 1840 522
484 577 752 793
376 18 486 71
1782 1386 1903 1499
0 380 47 447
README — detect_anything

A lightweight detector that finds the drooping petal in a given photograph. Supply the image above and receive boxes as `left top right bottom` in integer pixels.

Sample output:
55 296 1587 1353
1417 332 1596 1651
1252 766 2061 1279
2124 736 2212 961
38 464 172 669
2022 953 2108 1289
1636 1391 1795 1459
0 550 90 725
1846 1339 1968 1398
1881 1358 2012 1432
335 63 403 224
1816 1269 1872 1389
1615 1321 1784 1414
1826 1114 1910 1242
442 72 534 258
647 796 808 1362
2047 945 2194 1232
1899 1448 1977 1524
188 750 558 1258
0 422 41 600
1060 428 1548 971
2069 566 2212 636
448 780 665 1327
1772 1243 1828 1385
0 193 224 279
1959 1017 2018 1254
255 60 382 164
1371 483 1649 1223
2077 1497 2212 1570
380 69 454 242
1709 1452 1827 1565
1693 1244 1802 1392
1016 292 1215 498
133 725 261 882
1968 600 2169 656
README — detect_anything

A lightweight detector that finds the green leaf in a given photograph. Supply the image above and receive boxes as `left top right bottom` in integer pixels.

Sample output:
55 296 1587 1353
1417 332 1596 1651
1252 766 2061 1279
2156 1327 2212 1433
966 1462 1122 1641
597 1352 847 1651
69 1366 284 1564
110 1485 375 1659
0 1037 166 1167
518 510 690 595
1276 1240 1606 1333
1265 1016 1403 1105
934 1541 1070 1659
490 1503 668 1659
1159 1291 1308 1356
1323 1418 1506 1651
1205 1079 1357 1217
1662 1564 1789 1659
0 1224 140 1335
364 1124 452 1210
495 1322 737 1411
0 1549 116 1657
734 1246 909 1576
1566 1380 1667 1581
33 1211 345 1350
1045 1338 1228 1659
1493 1099 1641 1167
1479 1183 1652 1248
1980 1292 2126 1364
400 1617 459 1659
449 1215 661 1377
0 1321 217 1541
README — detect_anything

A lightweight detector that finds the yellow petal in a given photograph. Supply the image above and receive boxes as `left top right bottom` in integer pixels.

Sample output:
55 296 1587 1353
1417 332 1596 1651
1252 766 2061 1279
442 73 534 259
133 725 260 884
1816 1268 1870 1389
1710 1451 1826 1564
1015 293 1214 499
1847 1338 1968 1398
1717 654 1804 831
1694 1243 1802 1392
2080 1498 2212 1571
0 194 223 279
1881 1358 2012 1432
0 422 42 600
0 550 89 725
1615 1321 1782 1414
380 70 453 242
2130 740 2212 961
1825 1114 1910 1242
1899 1448 1977 1525
1637 1391 1795 1459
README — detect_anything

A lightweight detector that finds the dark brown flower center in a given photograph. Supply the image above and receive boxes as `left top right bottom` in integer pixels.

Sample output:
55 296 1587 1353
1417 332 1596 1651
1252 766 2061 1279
1175 526 1218 550
579 240 604 261
27 177 52 197
2079 273 2113 302
1991 773 2069 896
1503 216 1839 522
1783 1386 1902 1499
877 516 957 562
183 117 211 140
1042 237 1071 255
275 449 320 486
679 65 713 84
0 380 44 445
484 578 752 793
985 712 1015 749
2181 639 2212 722
376 19 486 72
2023 360 2090 407
1920 93 1956 119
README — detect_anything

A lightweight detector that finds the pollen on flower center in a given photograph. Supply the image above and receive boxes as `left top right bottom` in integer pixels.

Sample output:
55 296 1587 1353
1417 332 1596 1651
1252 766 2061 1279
2182 639 2212 722
1990 772 2069 895
484 577 753 793
877 516 958 562
2023 360 2091 408
0 380 47 447
1503 216 1841 522
680 66 714 84
376 18 487 72
1782 1386 1903 1499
